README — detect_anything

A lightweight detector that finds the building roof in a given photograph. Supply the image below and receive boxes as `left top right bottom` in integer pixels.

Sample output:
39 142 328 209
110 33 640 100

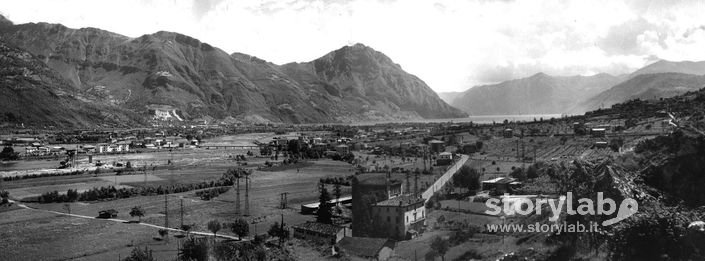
338 237 390 258
375 194 424 207
292 222 343 236
482 177 516 184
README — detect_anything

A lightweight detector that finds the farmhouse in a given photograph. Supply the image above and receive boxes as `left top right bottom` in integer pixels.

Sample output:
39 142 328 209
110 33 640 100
482 177 522 194
436 152 453 166
590 128 606 138
503 128 514 138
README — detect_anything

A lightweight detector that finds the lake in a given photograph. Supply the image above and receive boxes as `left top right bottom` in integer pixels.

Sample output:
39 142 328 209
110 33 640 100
347 114 567 125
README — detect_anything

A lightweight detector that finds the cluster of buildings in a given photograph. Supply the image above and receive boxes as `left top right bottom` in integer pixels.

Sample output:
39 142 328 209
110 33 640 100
291 172 426 260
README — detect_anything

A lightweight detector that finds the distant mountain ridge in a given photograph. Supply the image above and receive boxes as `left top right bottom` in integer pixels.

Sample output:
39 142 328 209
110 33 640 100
0 15 464 126
448 59 705 115
630 60 705 77
449 73 621 115
577 73 705 112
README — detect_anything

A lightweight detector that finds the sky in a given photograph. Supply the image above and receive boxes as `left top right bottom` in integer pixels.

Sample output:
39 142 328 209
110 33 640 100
2 0 705 93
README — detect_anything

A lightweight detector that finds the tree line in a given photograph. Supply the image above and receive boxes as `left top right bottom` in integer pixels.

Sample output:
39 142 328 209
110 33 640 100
37 177 234 203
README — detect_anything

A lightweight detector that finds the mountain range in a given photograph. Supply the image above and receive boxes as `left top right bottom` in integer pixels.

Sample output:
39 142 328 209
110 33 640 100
445 60 705 115
0 15 464 127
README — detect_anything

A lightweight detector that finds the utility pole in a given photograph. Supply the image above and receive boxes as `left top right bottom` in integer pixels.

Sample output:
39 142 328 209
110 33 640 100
280 192 289 209
235 175 241 215
164 192 169 229
244 174 250 216
405 171 410 194
279 213 285 247
180 198 184 229
414 171 419 197
422 147 427 171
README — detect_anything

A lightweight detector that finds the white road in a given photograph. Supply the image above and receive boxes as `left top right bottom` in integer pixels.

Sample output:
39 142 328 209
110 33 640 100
6 199 248 241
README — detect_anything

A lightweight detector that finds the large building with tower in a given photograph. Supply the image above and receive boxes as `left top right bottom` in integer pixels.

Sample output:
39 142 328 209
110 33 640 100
351 172 426 240
352 173 403 238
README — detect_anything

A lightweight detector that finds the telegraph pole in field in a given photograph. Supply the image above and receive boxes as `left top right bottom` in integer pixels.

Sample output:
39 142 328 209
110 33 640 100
180 197 184 229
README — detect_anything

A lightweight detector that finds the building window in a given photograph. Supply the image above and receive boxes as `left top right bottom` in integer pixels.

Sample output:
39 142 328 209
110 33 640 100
387 216 390 222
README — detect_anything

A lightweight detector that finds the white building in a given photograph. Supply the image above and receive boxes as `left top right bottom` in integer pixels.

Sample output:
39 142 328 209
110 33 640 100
371 195 426 240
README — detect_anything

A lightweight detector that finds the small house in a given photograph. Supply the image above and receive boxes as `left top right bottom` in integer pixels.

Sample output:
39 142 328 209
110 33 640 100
98 209 119 218
436 152 453 166
590 128 606 138
482 177 521 194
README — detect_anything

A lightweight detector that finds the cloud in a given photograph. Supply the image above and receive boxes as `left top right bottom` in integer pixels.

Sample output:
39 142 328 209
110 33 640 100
192 0 225 20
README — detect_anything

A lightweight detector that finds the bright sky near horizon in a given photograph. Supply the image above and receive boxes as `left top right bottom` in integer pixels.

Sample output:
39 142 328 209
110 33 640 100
2 0 705 92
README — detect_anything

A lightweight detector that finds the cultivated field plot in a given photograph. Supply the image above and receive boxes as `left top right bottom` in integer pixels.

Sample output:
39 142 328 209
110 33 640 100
0 157 354 260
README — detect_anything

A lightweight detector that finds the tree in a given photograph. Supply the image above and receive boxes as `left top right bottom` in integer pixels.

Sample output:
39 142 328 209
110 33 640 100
129 206 145 222
333 183 342 209
425 250 438 261
268 221 290 246
430 236 449 261
509 167 526 181
0 146 19 161
158 229 168 240
452 166 481 192
178 237 209 261
207 219 222 240
122 245 155 261
230 218 249 240
317 183 333 224
0 190 9 205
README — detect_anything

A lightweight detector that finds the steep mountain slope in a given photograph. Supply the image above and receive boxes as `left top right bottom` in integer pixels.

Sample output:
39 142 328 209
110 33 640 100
0 16 463 124
450 73 621 115
437 91 462 105
578 73 705 111
0 40 142 128
631 60 705 77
